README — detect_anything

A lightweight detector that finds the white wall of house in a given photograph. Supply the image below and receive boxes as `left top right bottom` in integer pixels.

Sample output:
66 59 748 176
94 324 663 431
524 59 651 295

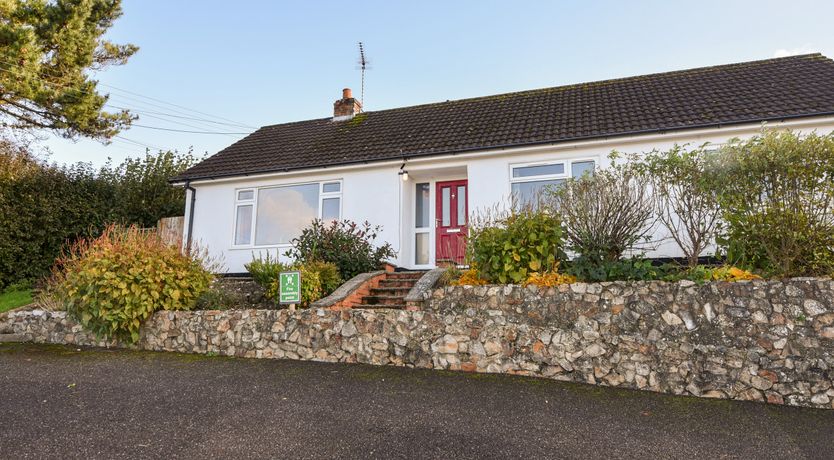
185 117 834 273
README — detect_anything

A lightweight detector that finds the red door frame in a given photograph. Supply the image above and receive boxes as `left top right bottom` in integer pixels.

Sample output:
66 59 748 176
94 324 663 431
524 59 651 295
435 179 468 263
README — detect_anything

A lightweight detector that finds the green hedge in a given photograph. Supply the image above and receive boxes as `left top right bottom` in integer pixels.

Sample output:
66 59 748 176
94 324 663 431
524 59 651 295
0 140 200 289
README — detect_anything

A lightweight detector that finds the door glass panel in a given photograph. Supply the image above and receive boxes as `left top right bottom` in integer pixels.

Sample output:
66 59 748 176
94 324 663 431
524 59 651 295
234 205 253 245
512 163 564 178
321 197 340 221
415 183 430 228
441 187 451 226
237 190 254 201
571 160 595 178
415 233 429 265
457 185 466 225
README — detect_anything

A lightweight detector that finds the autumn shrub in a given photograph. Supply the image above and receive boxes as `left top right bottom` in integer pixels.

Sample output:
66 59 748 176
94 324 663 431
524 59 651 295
522 267 577 288
450 268 489 286
468 205 566 284
710 130 834 277
666 265 760 283
286 219 396 280
50 225 215 342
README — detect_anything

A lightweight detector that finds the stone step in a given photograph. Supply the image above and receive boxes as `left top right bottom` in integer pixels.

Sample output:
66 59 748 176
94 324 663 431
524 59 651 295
352 304 405 310
378 279 417 288
370 287 412 296
361 295 405 306
386 271 426 280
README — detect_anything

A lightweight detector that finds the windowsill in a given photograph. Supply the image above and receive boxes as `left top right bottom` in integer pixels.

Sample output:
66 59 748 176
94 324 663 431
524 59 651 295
229 243 294 251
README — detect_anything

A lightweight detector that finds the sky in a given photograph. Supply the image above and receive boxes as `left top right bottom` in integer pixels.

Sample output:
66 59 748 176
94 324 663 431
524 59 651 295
38 0 834 166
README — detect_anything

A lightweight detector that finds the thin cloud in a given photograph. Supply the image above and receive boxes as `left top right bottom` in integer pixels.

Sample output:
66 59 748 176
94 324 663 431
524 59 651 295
773 45 817 58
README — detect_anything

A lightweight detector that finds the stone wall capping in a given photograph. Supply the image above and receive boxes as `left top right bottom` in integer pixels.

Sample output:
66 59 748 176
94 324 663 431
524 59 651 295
2 276 833 410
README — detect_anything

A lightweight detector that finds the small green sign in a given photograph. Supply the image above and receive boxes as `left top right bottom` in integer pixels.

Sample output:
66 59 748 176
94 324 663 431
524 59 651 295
279 271 301 304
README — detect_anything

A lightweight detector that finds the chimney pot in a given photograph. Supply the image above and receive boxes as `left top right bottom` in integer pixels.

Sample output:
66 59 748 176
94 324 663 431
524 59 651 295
333 87 362 120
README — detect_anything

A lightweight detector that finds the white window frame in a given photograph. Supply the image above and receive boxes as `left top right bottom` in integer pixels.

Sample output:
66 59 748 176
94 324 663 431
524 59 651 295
508 157 598 198
231 179 343 249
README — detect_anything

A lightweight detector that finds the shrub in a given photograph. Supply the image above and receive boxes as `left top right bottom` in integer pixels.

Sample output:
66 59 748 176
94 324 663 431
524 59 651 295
195 285 243 310
566 254 663 282
637 144 722 267
245 252 289 299
548 156 656 262
450 268 489 286
468 206 566 284
666 265 760 283
710 130 834 277
523 267 577 288
51 225 215 342
285 219 396 281
266 261 341 307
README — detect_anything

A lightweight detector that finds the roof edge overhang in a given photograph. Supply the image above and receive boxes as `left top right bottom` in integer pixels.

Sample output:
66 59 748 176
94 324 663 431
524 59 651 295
169 112 834 186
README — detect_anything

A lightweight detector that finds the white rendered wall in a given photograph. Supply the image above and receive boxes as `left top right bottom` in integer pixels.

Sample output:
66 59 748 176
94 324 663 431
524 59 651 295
187 117 834 271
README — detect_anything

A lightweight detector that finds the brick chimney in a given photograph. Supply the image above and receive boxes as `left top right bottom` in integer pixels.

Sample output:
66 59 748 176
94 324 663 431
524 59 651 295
333 88 362 120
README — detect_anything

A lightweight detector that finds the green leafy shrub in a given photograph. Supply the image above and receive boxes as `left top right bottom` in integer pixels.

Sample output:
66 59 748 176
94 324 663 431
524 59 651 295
469 207 566 284
266 261 341 307
710 130 834 277
245 252 289 299
51 225 215 342
566 254 662 282
285 219 396 280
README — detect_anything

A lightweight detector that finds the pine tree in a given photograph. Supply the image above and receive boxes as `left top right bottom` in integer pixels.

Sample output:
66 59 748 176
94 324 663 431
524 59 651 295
0 0 137 140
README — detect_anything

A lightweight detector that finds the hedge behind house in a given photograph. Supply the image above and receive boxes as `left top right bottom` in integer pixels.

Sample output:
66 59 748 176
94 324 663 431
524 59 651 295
0 139 200 289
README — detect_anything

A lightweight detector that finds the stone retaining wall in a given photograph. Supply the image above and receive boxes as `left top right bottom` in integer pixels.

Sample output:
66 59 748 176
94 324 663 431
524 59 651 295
2 278 833 410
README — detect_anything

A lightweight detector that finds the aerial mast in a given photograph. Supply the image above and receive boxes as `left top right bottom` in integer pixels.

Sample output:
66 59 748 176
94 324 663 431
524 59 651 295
357 42 369 111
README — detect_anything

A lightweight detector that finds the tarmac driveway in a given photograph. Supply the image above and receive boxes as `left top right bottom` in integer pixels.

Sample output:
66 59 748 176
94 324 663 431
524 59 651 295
1 343 833 459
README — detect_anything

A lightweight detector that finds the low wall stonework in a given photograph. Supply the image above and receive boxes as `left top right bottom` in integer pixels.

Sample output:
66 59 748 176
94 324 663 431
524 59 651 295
2 278 833 410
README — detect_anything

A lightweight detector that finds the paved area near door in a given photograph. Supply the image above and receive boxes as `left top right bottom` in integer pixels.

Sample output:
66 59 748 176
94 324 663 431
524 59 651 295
1 343 833 459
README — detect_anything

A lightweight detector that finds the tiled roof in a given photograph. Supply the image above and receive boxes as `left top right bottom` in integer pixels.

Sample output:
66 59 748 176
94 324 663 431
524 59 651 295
174 54 834 182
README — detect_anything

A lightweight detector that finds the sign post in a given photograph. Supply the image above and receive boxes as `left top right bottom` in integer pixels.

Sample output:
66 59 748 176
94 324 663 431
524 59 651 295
279 271 301 310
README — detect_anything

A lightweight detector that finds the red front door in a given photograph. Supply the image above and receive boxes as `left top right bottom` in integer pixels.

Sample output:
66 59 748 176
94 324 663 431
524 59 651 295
436 180 468 263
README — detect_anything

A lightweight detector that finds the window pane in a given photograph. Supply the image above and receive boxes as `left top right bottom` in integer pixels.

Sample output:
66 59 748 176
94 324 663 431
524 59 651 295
415 183 430 228
322 197 340 221
511 179 565 207
457 185 466 225
571 161 595 178
322 182 341 193
234 205 253 245
512 163 564 178
255 183 319 245
237 190 254 201
415 233 429 265
441 187 451 226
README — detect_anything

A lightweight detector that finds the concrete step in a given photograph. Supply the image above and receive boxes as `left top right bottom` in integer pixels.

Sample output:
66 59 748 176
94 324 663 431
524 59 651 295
386 271 426 280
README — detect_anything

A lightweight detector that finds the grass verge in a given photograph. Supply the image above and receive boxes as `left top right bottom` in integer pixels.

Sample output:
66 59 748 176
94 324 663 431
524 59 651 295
0 289 32 313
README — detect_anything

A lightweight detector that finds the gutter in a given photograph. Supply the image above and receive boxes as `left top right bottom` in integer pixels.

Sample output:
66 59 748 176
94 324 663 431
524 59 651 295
184 181 196 254
169 111 834 184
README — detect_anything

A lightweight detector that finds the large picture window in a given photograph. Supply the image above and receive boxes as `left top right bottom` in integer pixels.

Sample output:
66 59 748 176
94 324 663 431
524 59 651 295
510 159 595 206
233 181 342 247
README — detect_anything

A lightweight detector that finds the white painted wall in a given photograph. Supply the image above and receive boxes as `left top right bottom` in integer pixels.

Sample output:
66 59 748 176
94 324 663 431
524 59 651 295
186 117 834 272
